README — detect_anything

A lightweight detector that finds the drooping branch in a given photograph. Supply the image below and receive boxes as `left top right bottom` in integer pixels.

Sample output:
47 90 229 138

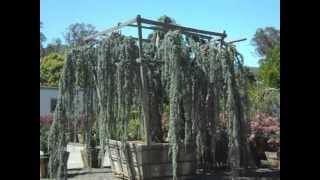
48 49 78 179
222 45 256 169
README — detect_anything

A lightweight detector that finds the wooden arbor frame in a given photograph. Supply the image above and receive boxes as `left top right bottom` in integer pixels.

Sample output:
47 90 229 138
83 14 246 145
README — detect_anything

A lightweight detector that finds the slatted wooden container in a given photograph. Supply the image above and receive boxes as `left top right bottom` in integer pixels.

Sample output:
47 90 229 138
40 155 49 178
108 140 196 180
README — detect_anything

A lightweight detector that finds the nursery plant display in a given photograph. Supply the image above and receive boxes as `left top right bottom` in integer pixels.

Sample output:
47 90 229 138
48 15 257 180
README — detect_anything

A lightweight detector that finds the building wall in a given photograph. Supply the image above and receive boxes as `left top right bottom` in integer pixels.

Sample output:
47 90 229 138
40 87 59 115
40 86 86 115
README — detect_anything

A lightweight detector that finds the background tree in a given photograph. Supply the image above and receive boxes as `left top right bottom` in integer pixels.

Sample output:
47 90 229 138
64 23 98 47
40 53 65 87
44 38 67 56
251 27 280 88
40 22 97 87
40 22 47 58
246 27 280 167
147 15 176 40
258 47 280 88
251 27 280 57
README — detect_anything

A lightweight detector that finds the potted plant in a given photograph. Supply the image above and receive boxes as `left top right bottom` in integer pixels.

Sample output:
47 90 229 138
40 114 53 178
265 133 280 169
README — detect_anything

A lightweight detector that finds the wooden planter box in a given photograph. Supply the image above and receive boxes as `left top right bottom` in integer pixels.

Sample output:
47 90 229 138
262 151 279 169
40 151 70 178
77 134 84 144
108 140 196 180
40 155 49 178
265 152 278 161
80 148 100 168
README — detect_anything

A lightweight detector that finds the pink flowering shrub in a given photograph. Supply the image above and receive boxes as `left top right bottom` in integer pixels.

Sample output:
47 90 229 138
40 114 53 154
40 114 53 125
249 112 280 151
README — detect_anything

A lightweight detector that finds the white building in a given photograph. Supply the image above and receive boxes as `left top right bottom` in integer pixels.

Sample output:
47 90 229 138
40 86 59 115
40 86 88 115
40 86 111 168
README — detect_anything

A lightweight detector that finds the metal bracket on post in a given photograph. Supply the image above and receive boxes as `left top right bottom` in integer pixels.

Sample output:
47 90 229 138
137 15 151 146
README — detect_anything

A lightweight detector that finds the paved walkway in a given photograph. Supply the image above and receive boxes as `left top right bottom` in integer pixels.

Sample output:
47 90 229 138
41 168 115 180
41 143 279 179
66 143 111 169
41 168 279 180
67 168 115 180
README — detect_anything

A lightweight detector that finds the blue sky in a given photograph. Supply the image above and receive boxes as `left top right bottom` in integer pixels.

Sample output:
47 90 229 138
40 0 279 67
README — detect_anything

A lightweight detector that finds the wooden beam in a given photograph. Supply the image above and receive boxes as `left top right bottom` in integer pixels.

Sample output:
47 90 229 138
227 38 247 44
127 24 213 40
83 15 225 42
131 37 151 43
84 17 137 42
140 17 226 37
127 24 162 31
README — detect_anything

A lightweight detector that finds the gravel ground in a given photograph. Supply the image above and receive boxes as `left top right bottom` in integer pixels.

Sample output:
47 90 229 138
41 168 279 180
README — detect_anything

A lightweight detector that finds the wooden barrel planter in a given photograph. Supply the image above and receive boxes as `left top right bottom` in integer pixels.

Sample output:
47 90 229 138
108 139 196 180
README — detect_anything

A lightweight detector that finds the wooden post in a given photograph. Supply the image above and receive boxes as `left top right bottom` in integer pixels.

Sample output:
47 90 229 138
137 15 151 145
221 30 227 48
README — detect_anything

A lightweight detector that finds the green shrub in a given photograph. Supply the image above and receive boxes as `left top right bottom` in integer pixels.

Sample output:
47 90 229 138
127 109 143 140
40 53 65 87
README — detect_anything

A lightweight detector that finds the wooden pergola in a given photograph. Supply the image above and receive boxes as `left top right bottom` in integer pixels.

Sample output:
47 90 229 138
83 14 246 145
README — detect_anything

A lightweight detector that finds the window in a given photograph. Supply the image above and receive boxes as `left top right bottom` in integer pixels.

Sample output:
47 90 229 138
50 98 57 113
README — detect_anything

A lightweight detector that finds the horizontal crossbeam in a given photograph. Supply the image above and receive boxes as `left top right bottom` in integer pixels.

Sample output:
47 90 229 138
83 15 226 42
127 24 213 40
140 17 226 38
84 17 138 42
227 38 247 44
